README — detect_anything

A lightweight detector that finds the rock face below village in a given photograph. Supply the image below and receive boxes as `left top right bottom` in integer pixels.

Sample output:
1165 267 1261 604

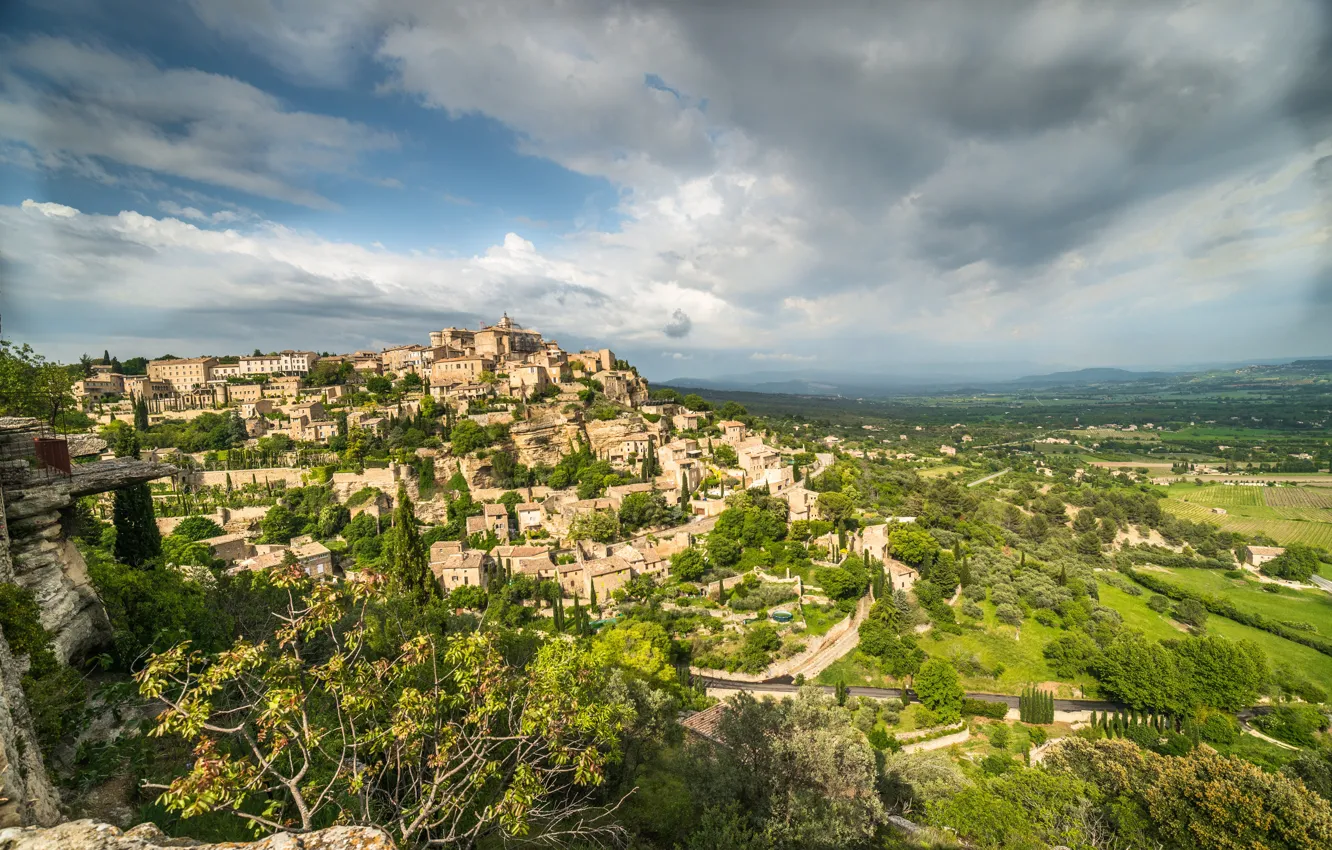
508 411 584 469
0 419 175 663
0 820 397 850
0 625 62 828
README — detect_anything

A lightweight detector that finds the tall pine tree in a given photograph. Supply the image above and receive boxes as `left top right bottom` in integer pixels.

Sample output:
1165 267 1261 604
382 484 436 604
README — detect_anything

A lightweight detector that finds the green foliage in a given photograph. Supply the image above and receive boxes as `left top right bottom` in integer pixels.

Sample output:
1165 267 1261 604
1046 737 1332 850
914 658 964 723
1261 544 1321 582
259 503 300 544
0 583 86 757
1094 629 1267 715
1018 687 1054 724
137 580 634 848
888 527 940 568
619 490 678 531
1042 631 1101 679
704 688 887 848
113 483 161 567
964 698 1010 719
1252 704 1329 748
670 548 706 582
382 485 437 605
171 516 224 542
0 340 78 426
571 508 620 543
86 547 233 670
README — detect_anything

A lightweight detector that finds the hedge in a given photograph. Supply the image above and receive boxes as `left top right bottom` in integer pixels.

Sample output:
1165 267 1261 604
963 698 1010 719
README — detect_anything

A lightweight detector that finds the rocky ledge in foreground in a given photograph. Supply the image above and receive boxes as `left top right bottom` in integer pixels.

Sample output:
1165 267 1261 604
0 820 396 850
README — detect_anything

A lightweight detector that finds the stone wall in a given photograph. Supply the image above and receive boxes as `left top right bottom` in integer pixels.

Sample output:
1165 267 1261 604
188 468 308 489
0 820 396 849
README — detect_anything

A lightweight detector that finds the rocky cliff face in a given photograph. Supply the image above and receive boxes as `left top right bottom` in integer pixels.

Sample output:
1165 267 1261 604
0 419 174 663
509 411 583 469
0 458 62 827
0 820 396 850
0 623 62 828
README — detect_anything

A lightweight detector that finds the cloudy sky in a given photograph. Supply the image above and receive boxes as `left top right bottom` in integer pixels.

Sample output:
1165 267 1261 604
2 0 1330 381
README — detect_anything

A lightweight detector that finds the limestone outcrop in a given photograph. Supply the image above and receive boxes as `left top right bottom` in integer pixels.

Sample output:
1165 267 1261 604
0 820 396 849
584 417 650 458
0 419 175 663
509 412 582 469
0 624 62 828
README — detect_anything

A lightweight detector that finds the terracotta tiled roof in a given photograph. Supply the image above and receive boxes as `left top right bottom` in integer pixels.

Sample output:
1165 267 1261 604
681 703 729 743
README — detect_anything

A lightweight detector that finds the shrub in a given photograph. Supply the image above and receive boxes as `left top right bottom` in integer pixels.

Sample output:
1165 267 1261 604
963 698 1010 719
995 603 1023 626
1199 713 1239 745
961 601 984 620
1253 704 1329 747
1147 594 1171 613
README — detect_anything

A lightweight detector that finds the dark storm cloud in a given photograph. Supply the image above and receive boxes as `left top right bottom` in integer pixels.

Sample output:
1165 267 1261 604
664 308 691 338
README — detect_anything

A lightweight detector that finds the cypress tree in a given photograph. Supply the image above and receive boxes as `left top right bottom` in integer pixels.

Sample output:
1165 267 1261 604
382 484 436 604
113 483 161 567
111 434 161 567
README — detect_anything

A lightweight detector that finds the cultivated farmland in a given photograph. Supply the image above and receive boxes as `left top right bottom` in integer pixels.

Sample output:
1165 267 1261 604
1265 487 1332 510
1161 483 1332 549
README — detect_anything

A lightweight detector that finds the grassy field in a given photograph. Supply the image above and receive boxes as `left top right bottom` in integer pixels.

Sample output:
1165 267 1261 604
815 596 1066 694
924 599 1078 694
800 602 845 637
1213 732 1302 772
816 651 892 688
918 464 968 479
1157 568 1332 637
1098 578 1332 683
1264 488 1332 510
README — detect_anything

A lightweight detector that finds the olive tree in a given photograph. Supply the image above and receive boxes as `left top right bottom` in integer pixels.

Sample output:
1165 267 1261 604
137 566 634 847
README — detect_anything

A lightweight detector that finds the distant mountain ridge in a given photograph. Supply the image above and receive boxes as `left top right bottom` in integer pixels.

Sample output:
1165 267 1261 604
662 357 1332 398
1006 367 1174 387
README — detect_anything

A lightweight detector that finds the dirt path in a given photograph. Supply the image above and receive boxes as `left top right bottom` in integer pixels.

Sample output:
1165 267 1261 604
783 593 871 679
1240 721 1299 751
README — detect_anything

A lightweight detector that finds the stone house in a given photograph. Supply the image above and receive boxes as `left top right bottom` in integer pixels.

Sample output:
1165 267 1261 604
1244 545 1286 567
430 546 493 592
720 420 747 444
147 356 218 392
492 545 555 577
516 502 545 533
201 533 254 563
672 411 704 431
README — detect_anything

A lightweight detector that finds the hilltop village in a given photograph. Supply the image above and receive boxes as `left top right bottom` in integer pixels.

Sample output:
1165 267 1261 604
4 327 1332 850
67 315 840 609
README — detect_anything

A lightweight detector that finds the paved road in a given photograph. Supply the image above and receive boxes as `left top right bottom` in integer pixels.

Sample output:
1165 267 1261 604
1310 575 1332 595
698 676 1124 712
967 468 1011 488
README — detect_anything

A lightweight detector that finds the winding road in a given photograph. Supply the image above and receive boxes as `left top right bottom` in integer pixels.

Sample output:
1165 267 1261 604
697 676 1125 712
967 467 1012 488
